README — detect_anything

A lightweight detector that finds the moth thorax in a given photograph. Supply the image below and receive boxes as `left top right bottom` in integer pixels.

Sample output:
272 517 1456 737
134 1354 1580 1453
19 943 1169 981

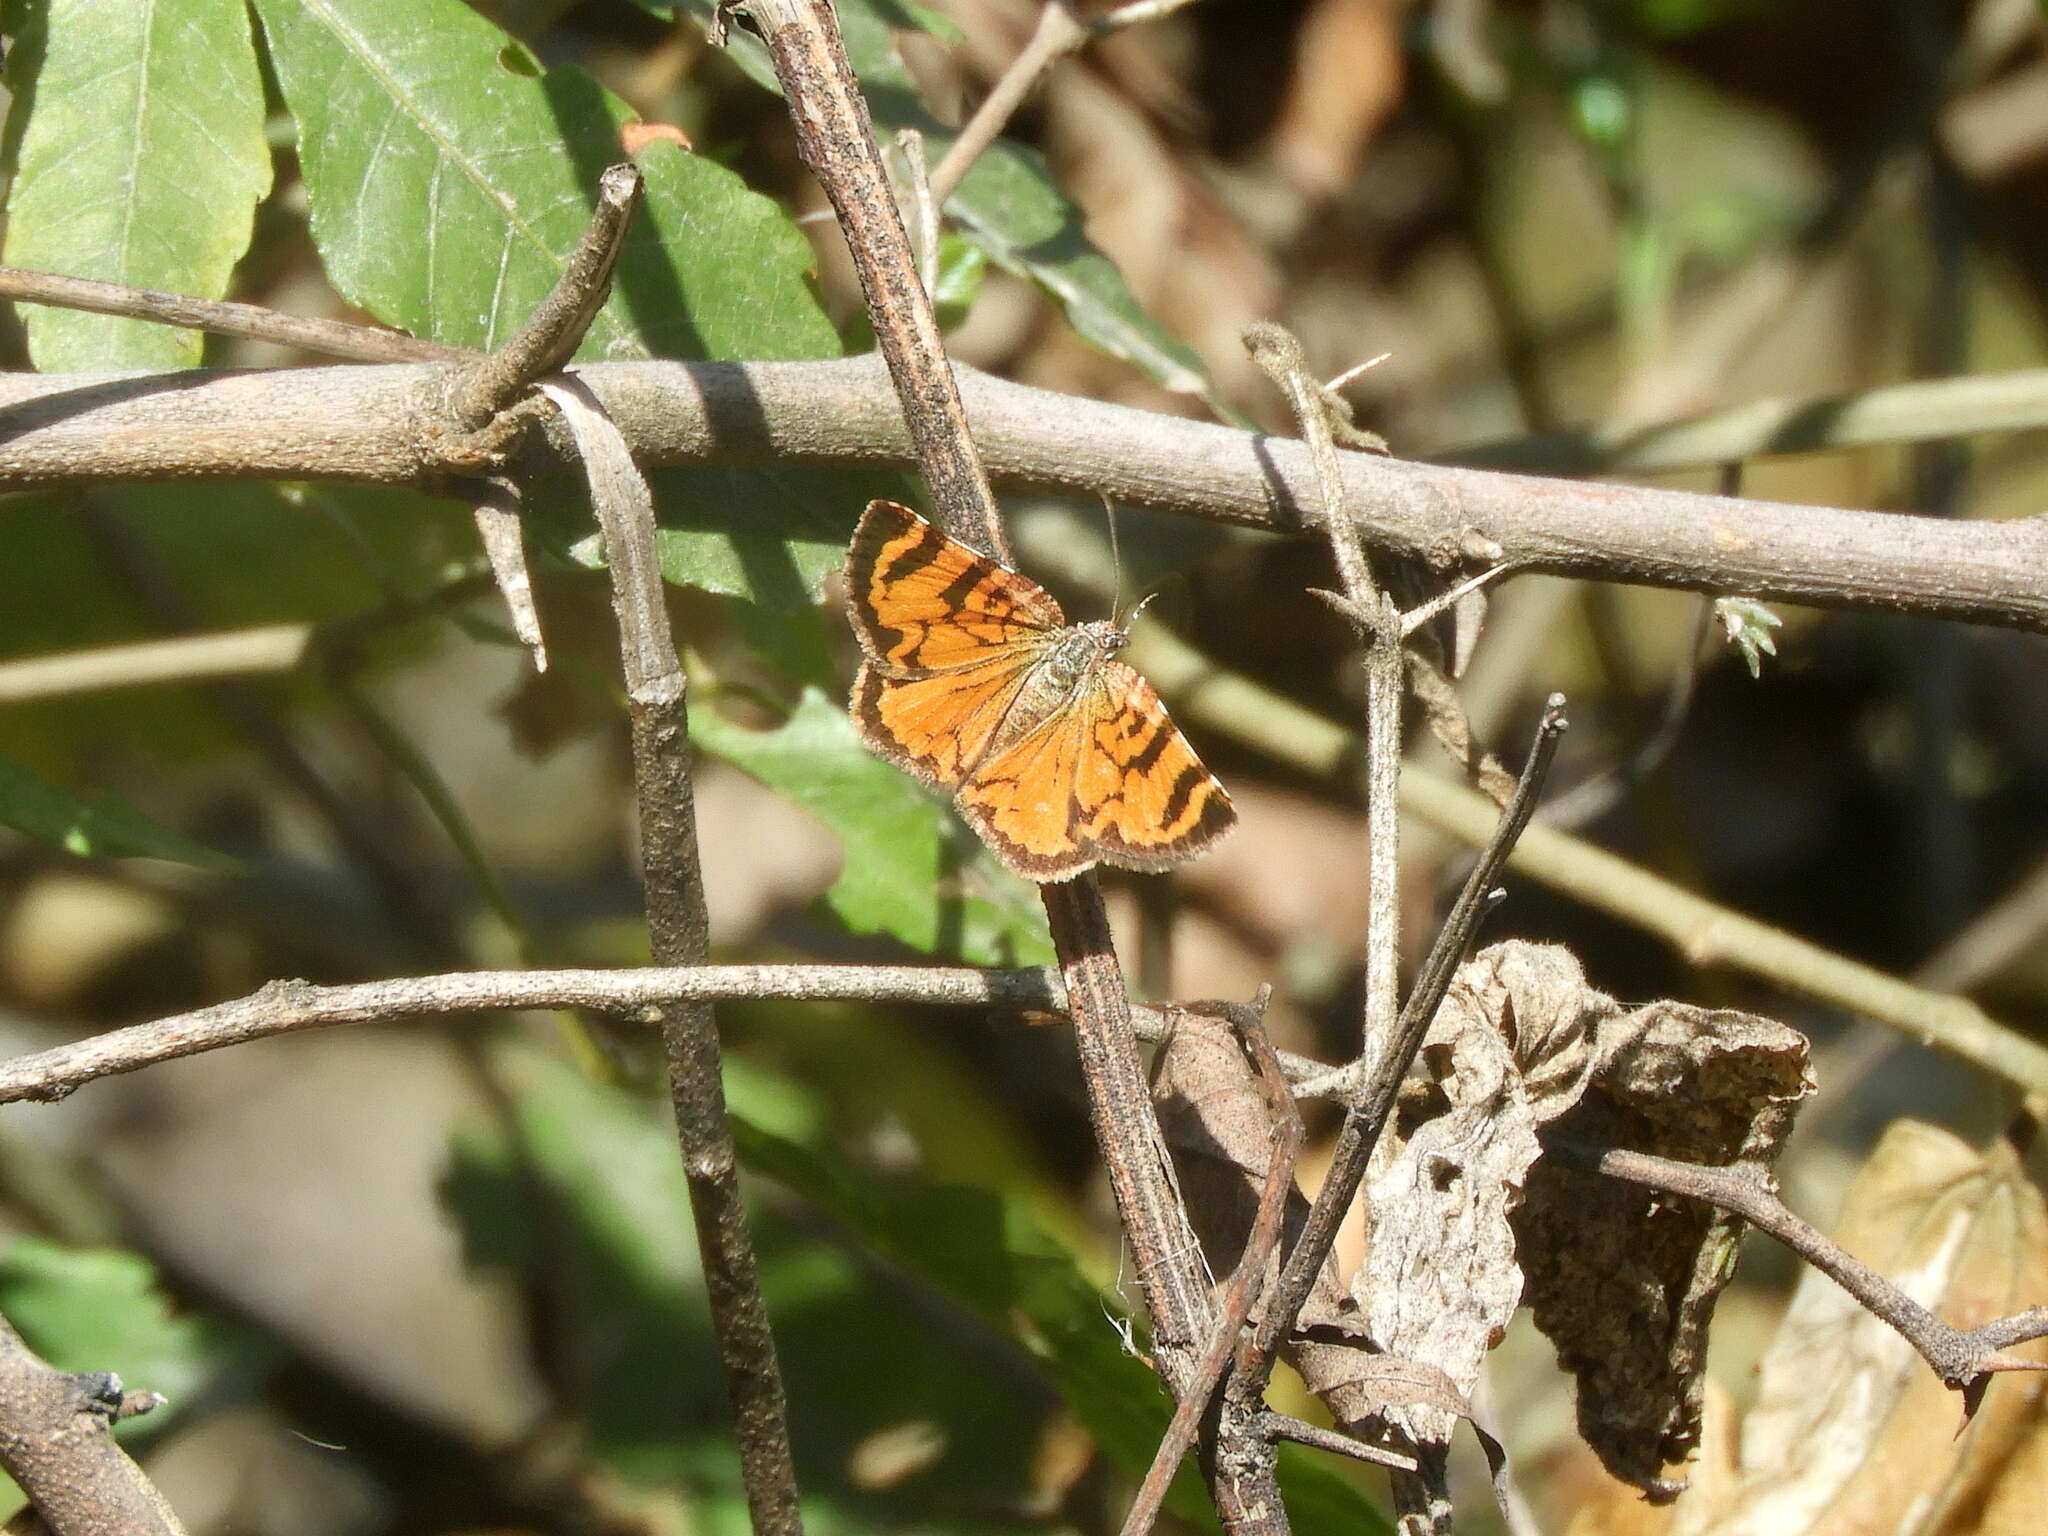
1046 622 1123 691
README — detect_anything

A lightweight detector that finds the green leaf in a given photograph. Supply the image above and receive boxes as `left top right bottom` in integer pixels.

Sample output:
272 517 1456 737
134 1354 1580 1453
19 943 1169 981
445 1039 1056 1523
0 756 237 870
251 0 837 362
669 0 1213 397
691 688 1052 966
0 1239 256 1417
1 0 272 370
734 1118 1396 1536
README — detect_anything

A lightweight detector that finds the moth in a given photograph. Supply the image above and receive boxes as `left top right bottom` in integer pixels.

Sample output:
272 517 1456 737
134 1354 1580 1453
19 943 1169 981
844 500 1235 882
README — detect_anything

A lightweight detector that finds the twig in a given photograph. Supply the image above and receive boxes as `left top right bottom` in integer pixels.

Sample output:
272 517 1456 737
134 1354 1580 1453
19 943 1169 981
1449 363 2048 475
738 7 1276 1527
0 356 2044 634
0 623 310 702
1242 702 1566 1385
747 0 1004 554
927 3 1085 206
1252 1412 1416 1473
893 130 940 296
1120 997 1303 1536
1122 620 2048 1097
449 164 642 430
0 264 467 364
466 478 548 671
0 963 1092 1104
1243 321 1401 1084
538 374 802 1536
925 0 1206 204
1559 1142 2048 1396
0 1314 185 1536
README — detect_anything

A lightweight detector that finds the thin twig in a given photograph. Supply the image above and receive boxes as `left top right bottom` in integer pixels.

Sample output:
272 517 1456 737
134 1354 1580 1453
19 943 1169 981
1560 1142 2048 1395
927 3 1085 206
450 164 643 429
740 8 1278 1526
925 0 1206 204
1252 1412 1416 1473
0 355 2043 634
1450 363 2048 475
467 478 548 672
1120 997 1303 1536
0 264 467 363
0 1313 185 1536
0 623 310 702
1122 620 2048 1096
1244 702 1567 1384
0 962 1090 1104
748 0 1005 555
539 374 802 1536
1243 321 1403 1090
890 129 940 299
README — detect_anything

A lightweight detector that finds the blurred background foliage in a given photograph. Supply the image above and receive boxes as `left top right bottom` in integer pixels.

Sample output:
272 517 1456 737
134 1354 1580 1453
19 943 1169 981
0 0 2046 1532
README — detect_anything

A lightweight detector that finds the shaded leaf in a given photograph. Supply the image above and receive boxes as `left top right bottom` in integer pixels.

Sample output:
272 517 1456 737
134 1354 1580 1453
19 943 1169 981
0 755 237 870
252 0 836 362
446 1039 1063 1523
735 1111 1395 1535
1 0 271 370
691 687 1053 966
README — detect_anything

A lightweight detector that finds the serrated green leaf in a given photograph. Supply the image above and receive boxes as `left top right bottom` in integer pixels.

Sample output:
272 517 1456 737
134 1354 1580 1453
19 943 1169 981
1 0 271 370
692 688 1052 965
252 0 836 362
669 0 1212 396
0 756 237 870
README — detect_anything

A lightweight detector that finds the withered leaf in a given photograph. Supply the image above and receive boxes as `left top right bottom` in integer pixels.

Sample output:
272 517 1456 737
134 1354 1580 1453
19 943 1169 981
1518 994 1812 1497
1668 1121 2048 1536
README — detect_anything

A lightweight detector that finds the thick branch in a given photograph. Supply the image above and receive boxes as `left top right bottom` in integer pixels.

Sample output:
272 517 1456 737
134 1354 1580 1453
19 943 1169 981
0 357 2040 632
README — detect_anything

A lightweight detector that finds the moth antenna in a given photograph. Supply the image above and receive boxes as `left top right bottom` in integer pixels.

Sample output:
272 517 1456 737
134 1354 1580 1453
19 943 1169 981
1100 492 1128 622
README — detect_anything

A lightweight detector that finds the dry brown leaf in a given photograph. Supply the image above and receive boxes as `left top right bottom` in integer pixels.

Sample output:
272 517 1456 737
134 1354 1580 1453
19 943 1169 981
1347 964 1543 1445
1518 996 1812 1497
1668 1121 2048 1536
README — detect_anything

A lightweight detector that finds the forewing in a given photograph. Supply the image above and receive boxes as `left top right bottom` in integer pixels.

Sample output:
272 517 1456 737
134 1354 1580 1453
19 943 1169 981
956 704 1096 882
853 653 1040 789
1072 660 1235 872
845 500 1065 674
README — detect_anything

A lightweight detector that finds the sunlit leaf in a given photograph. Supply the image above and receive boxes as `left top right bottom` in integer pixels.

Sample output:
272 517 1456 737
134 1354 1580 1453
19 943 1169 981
251 0 836 362
1 0 272 370
0 1238 263 1422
